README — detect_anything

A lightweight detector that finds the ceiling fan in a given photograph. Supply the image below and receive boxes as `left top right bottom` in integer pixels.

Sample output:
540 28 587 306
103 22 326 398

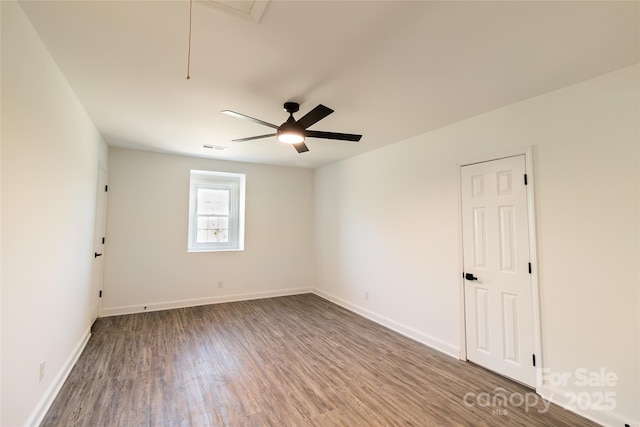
222 102 362 153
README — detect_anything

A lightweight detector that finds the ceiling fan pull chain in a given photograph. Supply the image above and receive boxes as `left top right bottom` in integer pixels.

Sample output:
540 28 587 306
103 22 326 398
186 0 193 80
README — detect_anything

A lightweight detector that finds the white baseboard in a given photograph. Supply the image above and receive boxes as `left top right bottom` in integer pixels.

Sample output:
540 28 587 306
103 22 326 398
539 383 637 427
314 289 637 426
25 328 91 427
100 287 313 317
313 289 460 359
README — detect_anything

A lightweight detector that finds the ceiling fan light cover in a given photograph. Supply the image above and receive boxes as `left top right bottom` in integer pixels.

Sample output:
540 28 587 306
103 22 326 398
277 132 305 144
277 123 305 144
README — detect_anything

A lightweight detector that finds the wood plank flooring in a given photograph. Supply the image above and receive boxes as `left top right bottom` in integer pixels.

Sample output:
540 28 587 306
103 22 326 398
42 294 596 426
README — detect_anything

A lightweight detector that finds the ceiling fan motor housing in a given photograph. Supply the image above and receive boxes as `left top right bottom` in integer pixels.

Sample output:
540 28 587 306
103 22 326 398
283 102 300 114
278 102 305 143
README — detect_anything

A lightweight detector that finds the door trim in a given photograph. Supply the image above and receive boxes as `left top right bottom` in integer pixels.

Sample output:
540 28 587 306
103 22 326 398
456 146 542 392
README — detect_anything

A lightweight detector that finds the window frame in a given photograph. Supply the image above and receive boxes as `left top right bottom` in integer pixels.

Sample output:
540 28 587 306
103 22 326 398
188 170 245 252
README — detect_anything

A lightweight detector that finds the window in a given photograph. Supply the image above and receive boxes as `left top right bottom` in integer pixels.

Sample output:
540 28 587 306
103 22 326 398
188 170 245 252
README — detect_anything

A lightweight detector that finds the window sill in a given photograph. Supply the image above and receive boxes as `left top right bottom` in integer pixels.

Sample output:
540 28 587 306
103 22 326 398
187 247 244 253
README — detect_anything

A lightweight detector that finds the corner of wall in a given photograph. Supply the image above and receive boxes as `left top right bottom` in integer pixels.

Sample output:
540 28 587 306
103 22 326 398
313 289 460 359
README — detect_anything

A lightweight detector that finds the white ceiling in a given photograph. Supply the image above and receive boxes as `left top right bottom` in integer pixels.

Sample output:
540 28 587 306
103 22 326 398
19 1 640 169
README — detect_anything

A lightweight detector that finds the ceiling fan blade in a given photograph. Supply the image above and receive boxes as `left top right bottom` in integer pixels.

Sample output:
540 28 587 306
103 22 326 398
293 142 309 153
295 104 334 130
221 110 279 130
306 130 362 142
232 133 276 142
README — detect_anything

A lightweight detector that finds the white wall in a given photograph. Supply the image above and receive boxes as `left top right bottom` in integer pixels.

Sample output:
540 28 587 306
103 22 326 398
0 2 109 426
102 148 313 315
1 2 636 424
314 65 639 426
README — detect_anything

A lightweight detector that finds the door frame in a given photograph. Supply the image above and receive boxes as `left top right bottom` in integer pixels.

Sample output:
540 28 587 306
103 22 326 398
90 161 108 325
456 146 543 392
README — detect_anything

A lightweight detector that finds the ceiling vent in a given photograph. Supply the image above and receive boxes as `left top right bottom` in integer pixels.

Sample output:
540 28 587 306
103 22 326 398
201 1 269 24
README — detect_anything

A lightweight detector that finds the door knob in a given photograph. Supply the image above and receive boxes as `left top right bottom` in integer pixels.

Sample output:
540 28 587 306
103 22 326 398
465 273 478 281
94 252 103 258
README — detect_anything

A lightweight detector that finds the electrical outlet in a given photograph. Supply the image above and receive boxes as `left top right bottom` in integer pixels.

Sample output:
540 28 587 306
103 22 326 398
218 280 223 289
39 361 46 383
364 291 369 301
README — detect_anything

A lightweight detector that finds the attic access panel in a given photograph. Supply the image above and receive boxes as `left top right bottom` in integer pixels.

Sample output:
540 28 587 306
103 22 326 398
201 0 269 23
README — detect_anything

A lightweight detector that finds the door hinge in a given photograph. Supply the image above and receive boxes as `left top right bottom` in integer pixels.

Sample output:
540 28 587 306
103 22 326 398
528 262 532 274
102 237 106 244
532 354 536 367
524 174 528 185
99 290 103 298
104 185 108 192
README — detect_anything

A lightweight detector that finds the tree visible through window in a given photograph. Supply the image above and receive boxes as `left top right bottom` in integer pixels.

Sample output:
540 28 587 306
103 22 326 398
188 170 245 252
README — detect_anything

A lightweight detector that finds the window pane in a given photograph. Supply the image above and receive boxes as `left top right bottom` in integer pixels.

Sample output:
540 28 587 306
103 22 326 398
218 217 229 230
196 215 229 243
197 188 229 215
206 229 228 243
207 217 219 229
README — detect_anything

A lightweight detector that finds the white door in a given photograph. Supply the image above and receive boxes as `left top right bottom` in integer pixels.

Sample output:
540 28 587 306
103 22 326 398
90 165 108 325
461 155 535 387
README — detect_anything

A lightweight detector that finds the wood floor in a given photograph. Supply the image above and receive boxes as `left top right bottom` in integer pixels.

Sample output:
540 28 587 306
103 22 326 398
42 294 596 426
